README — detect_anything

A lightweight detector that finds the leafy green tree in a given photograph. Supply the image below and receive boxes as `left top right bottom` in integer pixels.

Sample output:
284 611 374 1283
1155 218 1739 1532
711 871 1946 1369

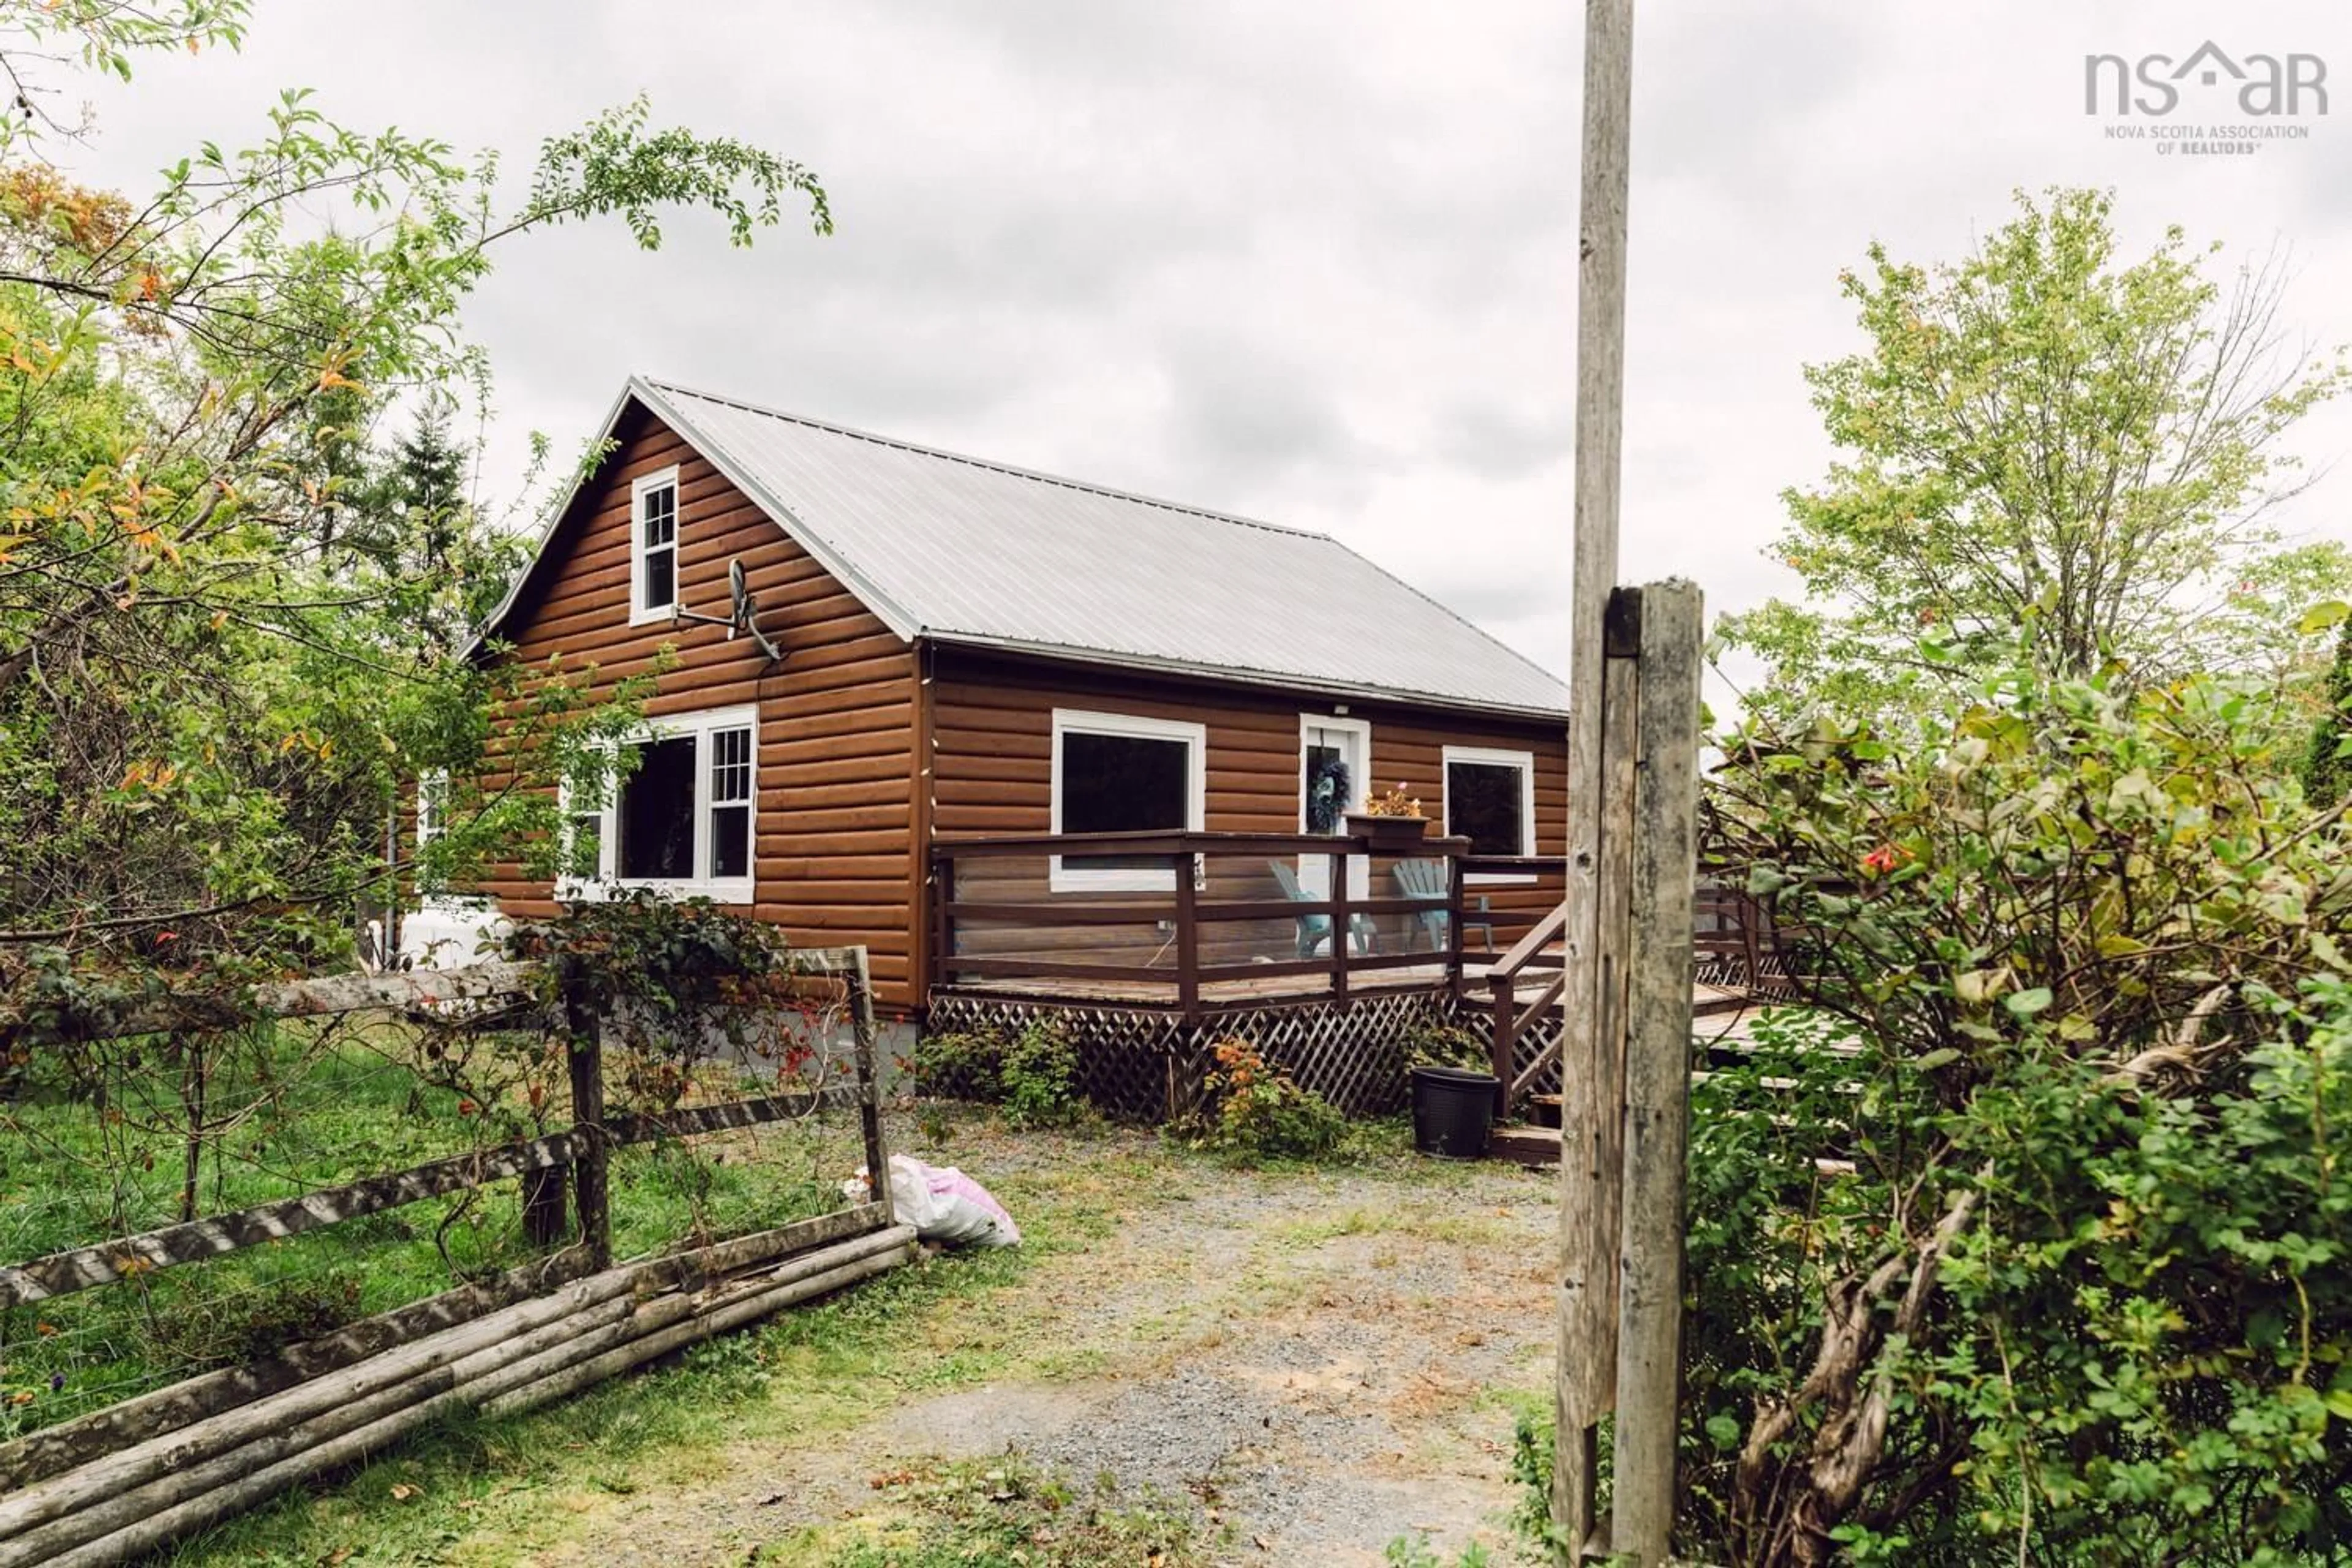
2304 614 2352 809
0 1 828 976
1721 187 2349 725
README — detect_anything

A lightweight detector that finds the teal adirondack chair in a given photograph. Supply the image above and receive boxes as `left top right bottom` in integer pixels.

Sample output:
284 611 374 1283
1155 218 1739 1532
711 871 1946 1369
1267 860 1379 959
1393 858 1493 952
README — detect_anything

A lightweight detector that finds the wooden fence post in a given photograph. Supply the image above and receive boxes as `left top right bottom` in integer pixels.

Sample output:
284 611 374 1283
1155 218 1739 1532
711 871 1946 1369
848 948 894 1230
1610 581 1704 1562
562 987 609 1270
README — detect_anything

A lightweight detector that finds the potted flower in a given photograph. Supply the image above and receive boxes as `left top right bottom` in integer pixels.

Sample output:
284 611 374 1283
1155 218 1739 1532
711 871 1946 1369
1345 783 1433 848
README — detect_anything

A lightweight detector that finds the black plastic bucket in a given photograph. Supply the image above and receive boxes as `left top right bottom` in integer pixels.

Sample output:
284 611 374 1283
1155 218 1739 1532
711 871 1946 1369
1410 1066 1498 1159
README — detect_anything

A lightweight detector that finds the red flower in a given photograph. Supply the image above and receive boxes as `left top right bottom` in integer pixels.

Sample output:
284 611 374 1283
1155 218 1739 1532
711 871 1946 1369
1860 845 1907 875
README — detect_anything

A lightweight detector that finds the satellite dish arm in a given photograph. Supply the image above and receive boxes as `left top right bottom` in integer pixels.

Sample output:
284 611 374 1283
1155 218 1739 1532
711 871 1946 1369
668 555 785 666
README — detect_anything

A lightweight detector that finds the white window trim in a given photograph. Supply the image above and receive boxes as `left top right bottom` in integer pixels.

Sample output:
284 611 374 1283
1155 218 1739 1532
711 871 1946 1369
1296 714 1372 832
1049 708 1208 893
557 703 758 904
415 769 449 848
627 465 682 627
412 769 470 912
1443 744 1537 884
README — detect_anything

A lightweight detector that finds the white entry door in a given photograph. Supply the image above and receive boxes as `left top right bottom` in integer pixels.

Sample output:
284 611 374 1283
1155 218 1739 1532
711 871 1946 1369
1298 717 1371 904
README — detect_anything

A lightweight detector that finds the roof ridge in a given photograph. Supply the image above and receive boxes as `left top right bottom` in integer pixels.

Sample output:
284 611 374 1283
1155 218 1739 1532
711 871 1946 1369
641 376 1335 545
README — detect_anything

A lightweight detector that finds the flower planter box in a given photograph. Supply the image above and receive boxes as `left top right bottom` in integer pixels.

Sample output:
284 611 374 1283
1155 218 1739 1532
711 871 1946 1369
1344 812 1433 849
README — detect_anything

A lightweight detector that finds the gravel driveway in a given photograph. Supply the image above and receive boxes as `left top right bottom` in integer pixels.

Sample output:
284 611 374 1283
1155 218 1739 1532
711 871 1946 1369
543 1117 1559 1566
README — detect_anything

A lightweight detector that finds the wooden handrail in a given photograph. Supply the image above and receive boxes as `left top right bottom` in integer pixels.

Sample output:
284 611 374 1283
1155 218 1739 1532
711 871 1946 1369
931 829 1444 859
924 829 1484 998
1492 900 1569 979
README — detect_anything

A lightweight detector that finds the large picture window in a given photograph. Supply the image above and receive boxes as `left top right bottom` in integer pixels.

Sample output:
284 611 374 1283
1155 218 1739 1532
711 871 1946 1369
1050 709 1207 892
629 466 680 624
1444 745 1535 880
560 705 758 903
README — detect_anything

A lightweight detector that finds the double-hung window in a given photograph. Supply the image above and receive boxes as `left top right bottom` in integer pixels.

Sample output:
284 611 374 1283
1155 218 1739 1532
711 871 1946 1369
413 769 450 897
560 705 758 903
629 466 680 624
1443 745 1536 882
1049 709 1207 892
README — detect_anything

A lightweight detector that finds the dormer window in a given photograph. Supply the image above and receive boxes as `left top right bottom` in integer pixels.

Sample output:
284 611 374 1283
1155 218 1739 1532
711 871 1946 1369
630 466 680 624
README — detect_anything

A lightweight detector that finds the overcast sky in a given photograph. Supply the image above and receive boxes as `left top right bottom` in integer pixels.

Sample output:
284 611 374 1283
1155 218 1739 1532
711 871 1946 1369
51 1 2352 689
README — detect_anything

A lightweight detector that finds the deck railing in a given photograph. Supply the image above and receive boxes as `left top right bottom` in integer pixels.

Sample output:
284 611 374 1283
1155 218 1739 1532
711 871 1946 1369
928 831 1566 1022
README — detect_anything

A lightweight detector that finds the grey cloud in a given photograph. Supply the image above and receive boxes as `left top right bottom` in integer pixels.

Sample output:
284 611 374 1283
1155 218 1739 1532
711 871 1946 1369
45 0 2352 679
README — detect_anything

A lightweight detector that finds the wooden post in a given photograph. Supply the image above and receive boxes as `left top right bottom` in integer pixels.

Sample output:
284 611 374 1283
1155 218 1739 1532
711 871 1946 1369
1555 0 1637 1556
1610 582 1704 1562
847 948 894 1230
522 997 568 1250
1329 846 1352 1007
563 989 609 1270
1446 842 1468 985
520 1166 568 1250
932 853 956 990
1174 849 1200 1025
1490 971 1517 1120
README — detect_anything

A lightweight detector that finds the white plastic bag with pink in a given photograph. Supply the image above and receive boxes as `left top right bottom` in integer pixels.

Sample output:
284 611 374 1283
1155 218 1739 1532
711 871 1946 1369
842 1153 1020 1248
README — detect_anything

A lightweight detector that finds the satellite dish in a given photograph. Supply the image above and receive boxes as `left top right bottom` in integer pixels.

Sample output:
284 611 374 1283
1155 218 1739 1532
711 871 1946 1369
669 556 784 666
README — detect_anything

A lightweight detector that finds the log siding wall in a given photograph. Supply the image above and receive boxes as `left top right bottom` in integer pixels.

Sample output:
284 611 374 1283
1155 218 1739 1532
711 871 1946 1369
477 407 922 1005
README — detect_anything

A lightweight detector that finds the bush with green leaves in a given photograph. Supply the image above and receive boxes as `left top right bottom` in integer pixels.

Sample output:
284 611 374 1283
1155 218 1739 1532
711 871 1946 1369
998 1018 1082 1129
910 1028 1006 1103
910 1017 1083 1129
1196 1036 1344 1161
1692 663 2352 1564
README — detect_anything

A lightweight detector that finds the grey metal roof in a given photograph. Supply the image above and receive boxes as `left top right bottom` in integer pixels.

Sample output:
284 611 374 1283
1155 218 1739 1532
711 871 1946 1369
490 376 1569 719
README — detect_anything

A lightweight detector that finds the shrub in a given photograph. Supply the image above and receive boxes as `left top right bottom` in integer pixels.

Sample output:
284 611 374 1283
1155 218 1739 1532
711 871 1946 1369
1197 1037 1344 1161
1695 663 2352 1564
910 1028 1006 1102
911 1019 1083 1128
998 1018 1082 1129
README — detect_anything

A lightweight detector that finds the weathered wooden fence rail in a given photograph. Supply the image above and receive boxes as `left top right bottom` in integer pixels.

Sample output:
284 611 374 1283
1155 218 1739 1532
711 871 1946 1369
0 946 907 1563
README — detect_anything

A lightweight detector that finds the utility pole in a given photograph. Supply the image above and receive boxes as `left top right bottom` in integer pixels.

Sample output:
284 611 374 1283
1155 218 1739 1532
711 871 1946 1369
1554 0 1637 1560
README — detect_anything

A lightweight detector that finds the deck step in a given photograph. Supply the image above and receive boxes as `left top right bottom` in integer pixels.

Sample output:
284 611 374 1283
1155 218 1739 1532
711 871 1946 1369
1487 1122 1561 1168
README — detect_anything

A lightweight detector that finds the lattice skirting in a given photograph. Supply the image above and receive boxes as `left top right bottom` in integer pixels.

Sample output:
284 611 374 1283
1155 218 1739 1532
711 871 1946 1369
922 989 1466 1123
1510 1008 1566 1103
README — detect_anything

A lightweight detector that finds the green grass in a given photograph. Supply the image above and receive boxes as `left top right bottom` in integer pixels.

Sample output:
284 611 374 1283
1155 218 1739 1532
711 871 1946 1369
0 1022 846 1442
158 1159 1089 1566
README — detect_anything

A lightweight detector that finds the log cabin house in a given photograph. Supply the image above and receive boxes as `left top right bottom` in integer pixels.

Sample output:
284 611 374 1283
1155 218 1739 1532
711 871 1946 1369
450 377 1570 1115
